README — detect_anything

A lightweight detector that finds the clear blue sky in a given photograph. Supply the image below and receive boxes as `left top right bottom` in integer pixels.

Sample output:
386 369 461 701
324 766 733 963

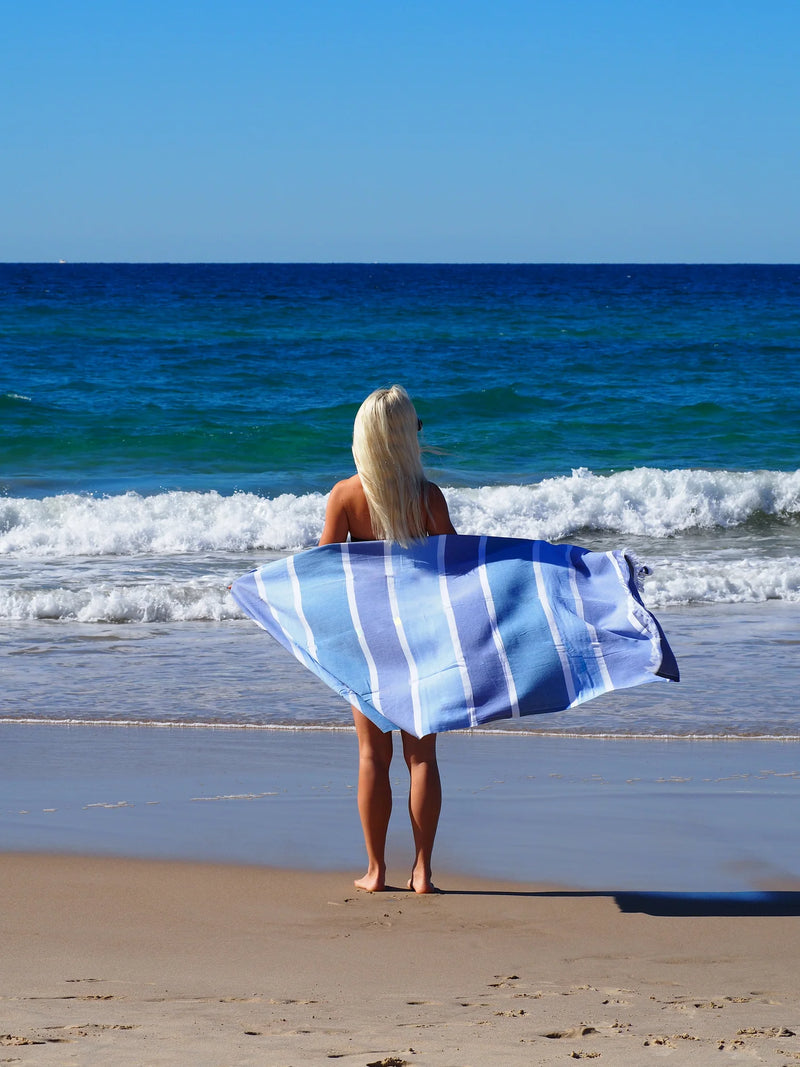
2 0 798 262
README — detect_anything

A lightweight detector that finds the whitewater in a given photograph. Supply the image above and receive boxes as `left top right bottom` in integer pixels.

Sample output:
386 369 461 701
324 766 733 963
2 469 799 625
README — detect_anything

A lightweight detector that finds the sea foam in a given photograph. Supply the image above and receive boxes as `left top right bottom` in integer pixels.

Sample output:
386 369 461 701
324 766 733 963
2 468 798 558
2 468 799 618
449 467 800 540
3 554 799 621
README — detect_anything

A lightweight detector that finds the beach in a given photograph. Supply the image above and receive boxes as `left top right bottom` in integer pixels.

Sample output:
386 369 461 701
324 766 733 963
3 263 799 1062
3 725 800 1064
4 853 800 1067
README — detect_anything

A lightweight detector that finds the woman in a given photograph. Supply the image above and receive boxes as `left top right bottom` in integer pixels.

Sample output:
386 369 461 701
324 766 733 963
319 385 456 894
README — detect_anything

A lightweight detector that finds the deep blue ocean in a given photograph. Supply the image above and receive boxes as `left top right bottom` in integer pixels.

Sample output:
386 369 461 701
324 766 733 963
2 263 799 736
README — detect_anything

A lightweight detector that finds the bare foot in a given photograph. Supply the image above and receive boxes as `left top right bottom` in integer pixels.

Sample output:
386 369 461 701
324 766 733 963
407 873 439 894
354 869 385 892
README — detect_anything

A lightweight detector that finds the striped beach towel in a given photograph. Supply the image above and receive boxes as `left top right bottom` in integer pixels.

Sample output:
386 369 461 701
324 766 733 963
230 535 679 737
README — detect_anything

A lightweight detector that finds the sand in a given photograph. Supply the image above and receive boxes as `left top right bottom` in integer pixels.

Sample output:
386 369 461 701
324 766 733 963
2 724 800 1064
3 853 800 1066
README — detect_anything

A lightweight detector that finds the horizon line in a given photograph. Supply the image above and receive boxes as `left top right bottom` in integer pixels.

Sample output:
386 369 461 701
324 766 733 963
2 260 799 268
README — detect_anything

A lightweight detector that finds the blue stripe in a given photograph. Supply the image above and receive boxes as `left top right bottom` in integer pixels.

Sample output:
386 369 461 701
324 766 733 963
437 536 518 727
480 537 572 718
347 541 415 729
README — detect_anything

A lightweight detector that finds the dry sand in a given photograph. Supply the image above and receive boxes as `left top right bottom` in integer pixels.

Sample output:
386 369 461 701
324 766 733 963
3 852 800 1066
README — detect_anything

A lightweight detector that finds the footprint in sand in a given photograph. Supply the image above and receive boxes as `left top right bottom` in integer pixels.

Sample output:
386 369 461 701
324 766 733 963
45 1024 136 1038
543 1026 598 1039
737 1026 796 1037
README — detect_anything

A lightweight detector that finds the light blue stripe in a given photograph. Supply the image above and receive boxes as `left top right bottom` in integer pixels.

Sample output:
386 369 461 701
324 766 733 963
531 541 578 705
290 547 377 715
286 555 317 660
237 565 352 701
341 543 383 716
255 559 308 651
607 551 664 677
566 545 614 697
384 542 424 737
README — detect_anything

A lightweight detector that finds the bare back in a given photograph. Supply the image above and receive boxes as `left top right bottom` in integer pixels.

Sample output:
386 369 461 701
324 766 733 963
319 474 455 546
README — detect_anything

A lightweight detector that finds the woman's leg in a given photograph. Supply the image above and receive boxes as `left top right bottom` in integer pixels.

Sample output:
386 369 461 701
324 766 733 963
351 707 394 891
401 731 442 894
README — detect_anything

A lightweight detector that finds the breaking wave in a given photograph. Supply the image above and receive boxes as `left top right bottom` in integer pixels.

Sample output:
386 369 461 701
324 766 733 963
2 468 798 557
1 468 798 618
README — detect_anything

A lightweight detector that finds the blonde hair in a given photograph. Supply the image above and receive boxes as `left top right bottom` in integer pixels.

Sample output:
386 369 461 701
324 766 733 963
352 385 428 547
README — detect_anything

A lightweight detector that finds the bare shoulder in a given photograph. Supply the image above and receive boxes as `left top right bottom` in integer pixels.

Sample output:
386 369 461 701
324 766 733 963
331 474 362 499
320 475 371 545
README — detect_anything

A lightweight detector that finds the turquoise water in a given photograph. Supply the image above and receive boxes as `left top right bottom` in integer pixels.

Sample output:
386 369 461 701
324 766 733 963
2 263 799 735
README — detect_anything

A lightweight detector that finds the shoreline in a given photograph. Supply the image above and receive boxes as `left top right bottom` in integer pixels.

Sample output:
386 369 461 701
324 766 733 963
4 717 800 740
2 723 798 892
6 603 800 739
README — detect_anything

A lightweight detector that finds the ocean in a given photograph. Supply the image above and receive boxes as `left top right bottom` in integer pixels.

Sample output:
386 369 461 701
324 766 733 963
2 263 799 738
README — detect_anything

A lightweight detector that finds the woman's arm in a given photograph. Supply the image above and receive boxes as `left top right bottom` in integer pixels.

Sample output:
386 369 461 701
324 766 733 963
318 480 351 545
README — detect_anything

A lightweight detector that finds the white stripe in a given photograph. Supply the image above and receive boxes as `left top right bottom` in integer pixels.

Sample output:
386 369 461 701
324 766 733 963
567 546 613 692
437 536 477 727
341 544 383 715
384 542 424 737
286 555 317 660
477 536 520 717
254 565 316 672
531 544 578 705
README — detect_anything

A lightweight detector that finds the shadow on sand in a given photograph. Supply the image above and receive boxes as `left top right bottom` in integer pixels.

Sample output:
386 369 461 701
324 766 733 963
433 888 800 917
614 891 800 917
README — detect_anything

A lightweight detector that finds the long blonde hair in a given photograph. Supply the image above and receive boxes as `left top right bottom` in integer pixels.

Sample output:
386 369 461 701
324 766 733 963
352 385 428 547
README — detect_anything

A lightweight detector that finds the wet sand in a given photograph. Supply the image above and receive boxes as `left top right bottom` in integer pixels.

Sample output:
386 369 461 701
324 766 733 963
2 724 800 1064
2 723 799 891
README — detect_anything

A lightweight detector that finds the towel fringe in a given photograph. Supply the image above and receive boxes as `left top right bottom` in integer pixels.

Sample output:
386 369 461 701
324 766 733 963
623 550 652 594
